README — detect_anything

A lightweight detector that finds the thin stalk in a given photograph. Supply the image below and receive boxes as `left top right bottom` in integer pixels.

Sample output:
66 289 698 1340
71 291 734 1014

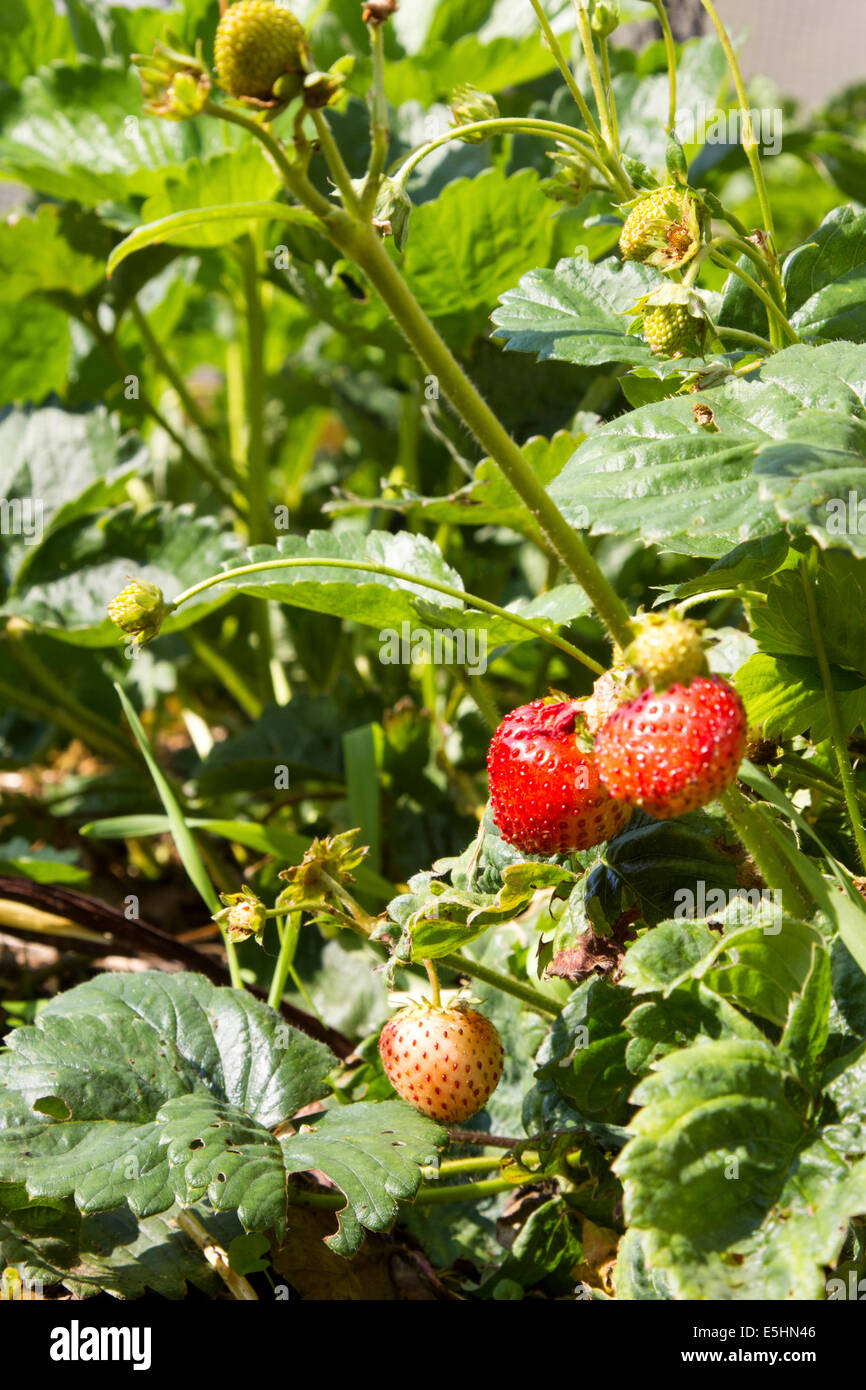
719 784 813 918
699 0 775 242
310 108 362 213
185 629 264 720
573 1 614 147
237 236 269 545
201 99 335 222
801 561 866 871
712 234 786 304
423 958 441 1007
0 670 136 767
237 234 283 705
652 0 678 132
710 250 798 345
268 910 301 1009
528 0 605 149
440 952 562 1017
712 325 776 354
2 631 140 768
171 556 606 673
363 20 389 211
598 34 620 148
128 299 242 482
392 117 609 187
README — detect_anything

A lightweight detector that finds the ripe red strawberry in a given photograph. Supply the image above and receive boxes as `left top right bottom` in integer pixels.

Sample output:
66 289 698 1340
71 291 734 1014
487 699 631 854
379 1003 504 1123
593 676 747 819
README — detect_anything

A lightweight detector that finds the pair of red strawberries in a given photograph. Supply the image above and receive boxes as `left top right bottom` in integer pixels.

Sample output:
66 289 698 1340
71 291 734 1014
379 618 747 1125
487 669 747 855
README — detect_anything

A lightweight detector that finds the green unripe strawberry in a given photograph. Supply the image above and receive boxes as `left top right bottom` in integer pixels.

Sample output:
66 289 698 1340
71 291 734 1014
619 184 705 271
107 579 170 644
214 1 308 102
642 303 706 358
625 614 707 690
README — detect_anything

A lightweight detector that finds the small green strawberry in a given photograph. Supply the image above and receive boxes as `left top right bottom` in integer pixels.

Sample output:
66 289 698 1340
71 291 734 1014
625 613 707 690
214 1 308 103
107 579 170 644
642 302 707 357
619 184 705 271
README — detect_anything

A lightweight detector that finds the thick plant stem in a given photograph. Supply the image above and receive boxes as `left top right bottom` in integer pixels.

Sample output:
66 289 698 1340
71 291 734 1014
699 0 775 244
719 784 813 918
344 229 634 650
800 561 866 871
172 556 606 673
174 1209 258 1299
363 20 389 210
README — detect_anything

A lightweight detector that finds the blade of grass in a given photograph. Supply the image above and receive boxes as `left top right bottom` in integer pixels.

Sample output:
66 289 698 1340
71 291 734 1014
113 682 243 988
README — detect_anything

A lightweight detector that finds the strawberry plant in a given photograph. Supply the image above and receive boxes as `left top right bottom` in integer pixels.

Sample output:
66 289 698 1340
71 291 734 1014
1 0 866 1306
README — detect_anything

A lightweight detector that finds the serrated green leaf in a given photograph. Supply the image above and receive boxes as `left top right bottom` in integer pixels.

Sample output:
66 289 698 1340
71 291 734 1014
492 254 710 368
547 342 866 557
281 1100 444 1256
785 206 866 343
0 972 335 1232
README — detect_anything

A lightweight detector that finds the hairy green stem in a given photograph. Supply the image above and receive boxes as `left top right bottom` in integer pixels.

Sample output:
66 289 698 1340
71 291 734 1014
710 250 798 345
268 911 301 1010
202 106 634 651
363 20 389 210
423 957 442 1007
439 952 562 1017
698 0 775 243
653 0 678 132
345 228 634 649
171 556 605 672
573 0 614 148
801 561 866 870
713 325 776 354
392 117 608 186
129 299 242 483
598 33 620 148
311 108 362 213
